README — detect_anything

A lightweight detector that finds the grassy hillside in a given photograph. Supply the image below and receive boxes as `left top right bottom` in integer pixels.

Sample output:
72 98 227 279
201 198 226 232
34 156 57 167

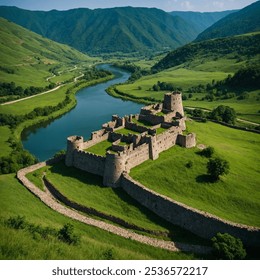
0 17 95 88
152 32 260 72
196 1 260 41
0 6 198 55
131 120 260 227
114 32 260 123
169 10 236 34
0 173 194 259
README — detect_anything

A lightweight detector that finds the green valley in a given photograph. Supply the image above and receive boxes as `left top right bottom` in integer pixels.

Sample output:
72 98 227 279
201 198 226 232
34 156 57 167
0 0 259 262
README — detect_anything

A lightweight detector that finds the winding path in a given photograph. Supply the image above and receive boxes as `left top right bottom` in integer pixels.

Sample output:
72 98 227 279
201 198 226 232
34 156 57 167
17 161 211 255
1 68 84 106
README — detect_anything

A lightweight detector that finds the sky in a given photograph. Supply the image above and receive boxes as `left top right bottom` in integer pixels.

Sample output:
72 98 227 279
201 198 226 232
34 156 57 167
0 0 257 12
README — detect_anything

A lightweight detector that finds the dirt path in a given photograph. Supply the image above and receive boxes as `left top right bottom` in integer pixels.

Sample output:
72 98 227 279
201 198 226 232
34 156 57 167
1 85 62 105
1 67 84 106
17 163 211 255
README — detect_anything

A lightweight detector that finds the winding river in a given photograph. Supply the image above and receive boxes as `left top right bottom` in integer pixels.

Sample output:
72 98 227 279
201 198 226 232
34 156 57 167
21 65 143 161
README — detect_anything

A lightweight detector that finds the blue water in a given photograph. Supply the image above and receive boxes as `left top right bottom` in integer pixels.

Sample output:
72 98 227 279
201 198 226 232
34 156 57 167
21 65 143 161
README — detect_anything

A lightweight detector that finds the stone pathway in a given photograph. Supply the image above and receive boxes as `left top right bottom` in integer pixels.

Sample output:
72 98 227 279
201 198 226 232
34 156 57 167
17 163 211 255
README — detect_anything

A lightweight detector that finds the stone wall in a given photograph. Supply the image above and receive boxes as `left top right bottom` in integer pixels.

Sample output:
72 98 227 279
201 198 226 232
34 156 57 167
83 130 109 149
121 173 260 247
177 133 196 148
73 150 105 176
156 129 180 154
126 143 150 170
139 113 164 125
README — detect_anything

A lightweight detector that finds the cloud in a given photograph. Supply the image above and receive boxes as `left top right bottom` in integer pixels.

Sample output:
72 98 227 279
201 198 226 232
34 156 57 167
180 1 194 10
213 1 225 9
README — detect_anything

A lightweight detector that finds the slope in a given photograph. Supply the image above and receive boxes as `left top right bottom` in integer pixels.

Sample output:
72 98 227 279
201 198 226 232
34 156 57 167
0 17 93 87
0 6 198 55
196 1 260 41
152 32 260 72
169 10 236 34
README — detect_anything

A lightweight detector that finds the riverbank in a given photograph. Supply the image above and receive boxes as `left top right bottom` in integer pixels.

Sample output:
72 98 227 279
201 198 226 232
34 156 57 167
0 75 114 161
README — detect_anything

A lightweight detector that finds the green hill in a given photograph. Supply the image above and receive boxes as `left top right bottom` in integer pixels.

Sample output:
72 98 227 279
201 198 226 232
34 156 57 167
0 17 93 87
0 6 198 55
152 32 260 72
196 1 260 41
169 10 236 34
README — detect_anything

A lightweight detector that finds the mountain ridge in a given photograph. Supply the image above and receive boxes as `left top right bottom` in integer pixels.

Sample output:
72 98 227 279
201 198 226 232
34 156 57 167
169 10 237 34
196 1 260 41
0 6 199 55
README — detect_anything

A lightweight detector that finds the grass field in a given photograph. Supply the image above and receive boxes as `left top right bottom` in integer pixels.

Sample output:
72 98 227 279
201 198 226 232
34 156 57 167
115 58 260 123
0 126 12 157
131 120 260 227
26 161 207 244
0 173 195 259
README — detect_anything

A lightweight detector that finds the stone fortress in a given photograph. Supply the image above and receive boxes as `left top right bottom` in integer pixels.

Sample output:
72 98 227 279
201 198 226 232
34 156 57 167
15 90 257 247
65 91 196 187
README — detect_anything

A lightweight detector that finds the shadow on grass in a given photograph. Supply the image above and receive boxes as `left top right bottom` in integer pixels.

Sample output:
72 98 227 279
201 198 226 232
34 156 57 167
196 174 217 184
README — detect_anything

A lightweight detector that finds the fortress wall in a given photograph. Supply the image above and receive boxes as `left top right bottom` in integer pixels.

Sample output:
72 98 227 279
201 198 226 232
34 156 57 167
125 122 148 133
121 173 260 247
73 150 105 176
139 114 164 125
126 143 150 170
164 112 176 123
82 132 109 150
156 130 179 154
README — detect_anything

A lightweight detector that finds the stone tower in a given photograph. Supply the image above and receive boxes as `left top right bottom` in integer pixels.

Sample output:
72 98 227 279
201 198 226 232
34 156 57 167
65 136 84 166
163 91 184 117
103 152 126 188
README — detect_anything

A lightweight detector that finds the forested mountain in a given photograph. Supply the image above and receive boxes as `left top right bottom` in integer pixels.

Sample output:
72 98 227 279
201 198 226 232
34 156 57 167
0 17 90 66
0 6 198 55
196 1 260 41
152 32 260 72
169 10 236 34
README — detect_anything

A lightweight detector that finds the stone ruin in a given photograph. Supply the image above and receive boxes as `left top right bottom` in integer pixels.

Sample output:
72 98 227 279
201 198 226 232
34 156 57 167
65 91 196 188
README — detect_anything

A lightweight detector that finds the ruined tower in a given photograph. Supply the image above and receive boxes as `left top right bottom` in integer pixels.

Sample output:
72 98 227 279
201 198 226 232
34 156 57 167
163 91 184 117
103 152 126 188
65 136 84 166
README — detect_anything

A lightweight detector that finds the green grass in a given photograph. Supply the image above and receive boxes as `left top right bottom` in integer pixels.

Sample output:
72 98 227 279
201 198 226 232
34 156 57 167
156 127 167 134
0 126 12 157
0 18 95 88
131 118 153 127
115 128 141 135
117 67 230 102
131 120 260 227
85 140 113 156
44 162 172 232
0 84 71 115
0 173 194 259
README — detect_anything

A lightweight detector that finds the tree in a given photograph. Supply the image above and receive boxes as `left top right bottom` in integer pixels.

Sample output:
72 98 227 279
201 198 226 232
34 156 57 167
212 233 246 260
210 105 236 124
207 157 229 180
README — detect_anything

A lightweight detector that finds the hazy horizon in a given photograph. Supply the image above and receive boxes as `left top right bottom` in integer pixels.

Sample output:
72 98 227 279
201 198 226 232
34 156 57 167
0 0 258 12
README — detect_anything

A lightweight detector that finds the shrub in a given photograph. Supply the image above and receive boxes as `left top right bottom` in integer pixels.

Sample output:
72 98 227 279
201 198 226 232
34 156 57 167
58 223 80 245
207 157 229 181
200 146 215 158
6 215 26 229
212 233 246 260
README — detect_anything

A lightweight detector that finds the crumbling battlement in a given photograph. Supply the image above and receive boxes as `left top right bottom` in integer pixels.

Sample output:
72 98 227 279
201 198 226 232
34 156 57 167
65 91 196 187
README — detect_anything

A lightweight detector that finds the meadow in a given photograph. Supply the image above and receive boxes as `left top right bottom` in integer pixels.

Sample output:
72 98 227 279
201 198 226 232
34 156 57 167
131 120 260 227
115 58 260 123
26 161 207 246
